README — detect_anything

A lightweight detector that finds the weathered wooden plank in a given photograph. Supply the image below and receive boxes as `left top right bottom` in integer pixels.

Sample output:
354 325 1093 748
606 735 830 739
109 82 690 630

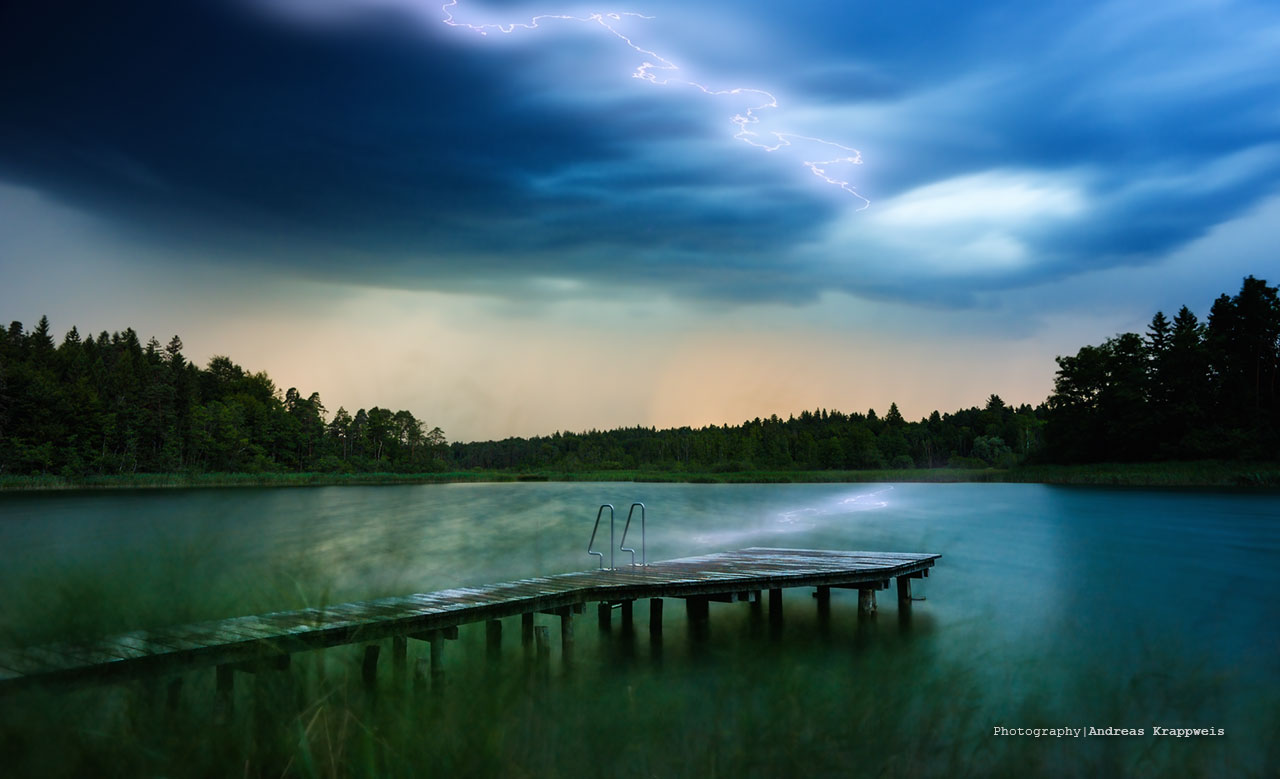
84 636 157 662
112 631 189 655
223 616 316 638
180 622 272 644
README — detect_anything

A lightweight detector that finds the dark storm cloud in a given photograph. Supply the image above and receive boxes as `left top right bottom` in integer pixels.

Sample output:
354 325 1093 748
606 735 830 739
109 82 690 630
0 0 834 288
1 0 1277 305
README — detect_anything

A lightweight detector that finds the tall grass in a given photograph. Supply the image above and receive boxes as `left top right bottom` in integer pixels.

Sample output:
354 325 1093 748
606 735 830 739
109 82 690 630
1 579 1272 777
4 461 1278 492
1004 461 1280 487
0 471 520 492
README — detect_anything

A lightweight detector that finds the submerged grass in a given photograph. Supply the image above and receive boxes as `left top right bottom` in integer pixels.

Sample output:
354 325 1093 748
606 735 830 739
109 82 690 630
3 460 1278 491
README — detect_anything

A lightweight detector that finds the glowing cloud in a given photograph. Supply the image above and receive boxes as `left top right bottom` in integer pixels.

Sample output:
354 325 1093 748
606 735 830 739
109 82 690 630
873 172 1085 227
441 0 869 208
809 171 1090 279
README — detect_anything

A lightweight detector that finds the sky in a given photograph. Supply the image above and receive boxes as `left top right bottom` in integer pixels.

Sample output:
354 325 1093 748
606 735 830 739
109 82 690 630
1 0 1277 441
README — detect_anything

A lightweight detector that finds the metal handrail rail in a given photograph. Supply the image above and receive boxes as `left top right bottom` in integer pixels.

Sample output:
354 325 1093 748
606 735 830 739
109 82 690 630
587 504 615 570
620 502 646 566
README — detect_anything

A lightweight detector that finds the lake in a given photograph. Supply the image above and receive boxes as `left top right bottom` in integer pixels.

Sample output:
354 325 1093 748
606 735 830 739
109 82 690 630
1 482 1276 776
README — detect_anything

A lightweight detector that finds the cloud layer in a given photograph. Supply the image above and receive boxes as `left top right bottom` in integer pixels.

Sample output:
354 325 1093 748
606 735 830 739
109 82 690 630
1 0 1277 305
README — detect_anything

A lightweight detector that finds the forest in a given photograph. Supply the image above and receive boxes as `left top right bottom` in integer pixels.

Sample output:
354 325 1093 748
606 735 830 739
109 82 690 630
0 276 1275 477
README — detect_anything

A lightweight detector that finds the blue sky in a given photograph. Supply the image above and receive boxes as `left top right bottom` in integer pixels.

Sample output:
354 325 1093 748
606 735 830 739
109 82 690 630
1 0 1277 438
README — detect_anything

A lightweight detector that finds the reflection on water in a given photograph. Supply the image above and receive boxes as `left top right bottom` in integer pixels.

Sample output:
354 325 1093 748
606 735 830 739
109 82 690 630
0 483 1277 773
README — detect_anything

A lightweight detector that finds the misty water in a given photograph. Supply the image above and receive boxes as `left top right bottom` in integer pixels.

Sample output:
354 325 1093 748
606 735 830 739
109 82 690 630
1 483 1277 774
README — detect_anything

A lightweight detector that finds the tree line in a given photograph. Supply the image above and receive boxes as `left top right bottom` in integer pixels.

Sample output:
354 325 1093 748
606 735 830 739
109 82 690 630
0 323 445 475
1044 275 1278 462
446 399 1040 473
0 276 1274 476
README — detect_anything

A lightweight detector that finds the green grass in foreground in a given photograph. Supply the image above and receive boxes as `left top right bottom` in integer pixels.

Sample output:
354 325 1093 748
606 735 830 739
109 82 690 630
2 609 1269 778
1 461 1277 492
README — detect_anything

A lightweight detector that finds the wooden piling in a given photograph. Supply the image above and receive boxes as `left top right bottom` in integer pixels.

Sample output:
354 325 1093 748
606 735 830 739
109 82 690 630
686 595 710 642
649 598 663 636
560 608 574 665
768 588 783 624
362 644 380 689
522 612 534 650
621 599 634 628
598 602 612 631
858 588 877 615
685 595 710 623
392 635 407 682
534 625 550 681
897 576 912 607
486 620 502 661
429 631 444 680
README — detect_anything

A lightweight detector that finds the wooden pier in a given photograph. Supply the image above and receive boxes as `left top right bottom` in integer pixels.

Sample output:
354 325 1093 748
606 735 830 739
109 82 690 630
0 547 939 695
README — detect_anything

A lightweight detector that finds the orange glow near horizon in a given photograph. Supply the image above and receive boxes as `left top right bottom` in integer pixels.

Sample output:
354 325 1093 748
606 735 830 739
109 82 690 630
196 287 1061 441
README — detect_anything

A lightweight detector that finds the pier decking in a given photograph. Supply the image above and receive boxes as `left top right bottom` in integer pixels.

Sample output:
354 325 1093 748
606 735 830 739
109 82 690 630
0 547 939 694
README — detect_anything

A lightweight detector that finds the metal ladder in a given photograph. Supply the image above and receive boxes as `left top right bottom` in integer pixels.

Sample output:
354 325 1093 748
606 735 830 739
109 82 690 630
587 502 647 570
620 502 646 567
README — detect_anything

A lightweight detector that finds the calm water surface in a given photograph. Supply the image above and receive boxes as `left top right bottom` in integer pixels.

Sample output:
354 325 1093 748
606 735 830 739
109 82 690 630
1 483 1277 773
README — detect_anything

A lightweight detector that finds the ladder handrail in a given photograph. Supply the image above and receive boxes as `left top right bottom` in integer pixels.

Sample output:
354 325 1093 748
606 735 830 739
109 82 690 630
620 502 646 566
587 504 615 570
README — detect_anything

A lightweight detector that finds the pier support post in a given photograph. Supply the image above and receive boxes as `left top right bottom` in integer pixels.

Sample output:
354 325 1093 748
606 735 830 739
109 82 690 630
686 596 710 642
392 635 407 682
598 602 612 631
486 620 503 661
362 644 381 690
560 608 574 666
414 658 429 691
768 588 783 625
685 595 710 622
858 588 877 616
522 612 534 651
617 599 637 660
815 586 831 635
896 576 913 630
534 626 551 681
896 576 912 608
429 632 445 682
649 598 663 636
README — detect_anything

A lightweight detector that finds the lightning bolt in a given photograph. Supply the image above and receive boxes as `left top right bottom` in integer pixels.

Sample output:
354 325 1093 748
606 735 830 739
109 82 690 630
441 1 869 209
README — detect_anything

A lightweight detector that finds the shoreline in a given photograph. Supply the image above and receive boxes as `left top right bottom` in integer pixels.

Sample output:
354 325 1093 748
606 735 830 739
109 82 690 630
1 461 1277 491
